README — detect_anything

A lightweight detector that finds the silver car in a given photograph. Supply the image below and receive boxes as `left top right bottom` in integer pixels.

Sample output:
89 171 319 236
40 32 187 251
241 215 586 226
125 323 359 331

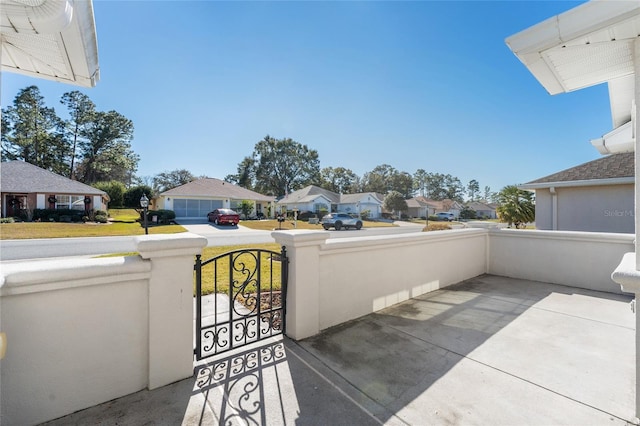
321 213 363 230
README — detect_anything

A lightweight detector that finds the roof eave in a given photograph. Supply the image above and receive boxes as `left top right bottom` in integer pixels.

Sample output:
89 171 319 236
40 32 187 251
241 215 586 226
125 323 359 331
520 176 634 190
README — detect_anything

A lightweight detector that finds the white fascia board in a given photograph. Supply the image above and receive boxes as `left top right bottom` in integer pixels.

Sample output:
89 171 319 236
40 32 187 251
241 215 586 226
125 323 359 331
519 176 634 190
505 0 640 95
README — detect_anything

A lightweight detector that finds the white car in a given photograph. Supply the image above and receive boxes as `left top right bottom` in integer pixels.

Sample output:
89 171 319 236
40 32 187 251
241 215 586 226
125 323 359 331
436 212 455 222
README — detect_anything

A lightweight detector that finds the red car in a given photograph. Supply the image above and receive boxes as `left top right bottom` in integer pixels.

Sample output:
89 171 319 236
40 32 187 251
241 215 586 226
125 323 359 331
207 208 240 226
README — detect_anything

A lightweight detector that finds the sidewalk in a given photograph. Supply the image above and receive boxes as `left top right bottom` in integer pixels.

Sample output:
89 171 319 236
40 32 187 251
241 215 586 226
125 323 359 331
43 275 636 425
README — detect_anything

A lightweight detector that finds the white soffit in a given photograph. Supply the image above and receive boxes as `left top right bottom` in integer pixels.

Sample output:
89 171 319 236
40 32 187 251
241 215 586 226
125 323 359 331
0 0 100 87
505 0 640 95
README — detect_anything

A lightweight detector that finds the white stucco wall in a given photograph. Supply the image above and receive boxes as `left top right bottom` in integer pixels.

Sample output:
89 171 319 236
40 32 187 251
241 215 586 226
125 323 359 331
0 233 207 426
273 229 488 339
535 184 634 233
489 229 634 294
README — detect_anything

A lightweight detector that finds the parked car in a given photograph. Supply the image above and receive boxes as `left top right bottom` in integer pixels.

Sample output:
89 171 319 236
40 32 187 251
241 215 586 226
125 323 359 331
207 208 240 226
436 212 455 222
321 212 363 231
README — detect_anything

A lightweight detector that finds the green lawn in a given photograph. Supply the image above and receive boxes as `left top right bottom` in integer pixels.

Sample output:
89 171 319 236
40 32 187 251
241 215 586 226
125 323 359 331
0 208 186 240
196 243 283 296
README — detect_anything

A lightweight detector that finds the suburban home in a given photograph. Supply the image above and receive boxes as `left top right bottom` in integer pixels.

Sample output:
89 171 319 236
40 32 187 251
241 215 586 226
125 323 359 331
406 197 438 218
520 152 634 233
276 185 383 218
0 160 109 218
465 201 498 219
407 196 463 219
156 178 275 220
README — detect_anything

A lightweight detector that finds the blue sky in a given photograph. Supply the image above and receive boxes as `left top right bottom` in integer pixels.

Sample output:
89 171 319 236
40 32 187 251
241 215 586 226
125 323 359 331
1 0 610 194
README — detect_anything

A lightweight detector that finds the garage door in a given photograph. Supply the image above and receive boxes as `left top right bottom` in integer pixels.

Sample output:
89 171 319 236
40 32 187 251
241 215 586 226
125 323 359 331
173 199 223 218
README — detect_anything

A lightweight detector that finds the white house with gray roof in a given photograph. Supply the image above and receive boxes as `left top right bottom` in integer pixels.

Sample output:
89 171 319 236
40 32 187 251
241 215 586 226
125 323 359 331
0 160 109 218
277 185 383 218
157 178 275 220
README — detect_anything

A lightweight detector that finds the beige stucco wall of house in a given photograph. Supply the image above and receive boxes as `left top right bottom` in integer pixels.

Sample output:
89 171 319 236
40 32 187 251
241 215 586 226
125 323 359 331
535 184 634 233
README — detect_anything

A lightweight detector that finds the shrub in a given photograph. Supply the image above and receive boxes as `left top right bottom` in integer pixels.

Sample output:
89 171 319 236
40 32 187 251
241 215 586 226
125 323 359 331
143 209 176 225
94 210 109 223
0 217 15 224
93 181 126 208
425 222 451 232
33 208 85 222
124 185 154 208
360 210 371 220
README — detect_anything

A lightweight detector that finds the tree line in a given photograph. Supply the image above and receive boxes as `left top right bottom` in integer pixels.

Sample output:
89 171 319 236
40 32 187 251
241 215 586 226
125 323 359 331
225 135 497 203
1 87 498 205
2 86 138 185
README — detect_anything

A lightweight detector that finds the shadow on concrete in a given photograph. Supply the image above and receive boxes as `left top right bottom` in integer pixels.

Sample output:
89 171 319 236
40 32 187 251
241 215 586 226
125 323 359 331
42 275 635 425
295 274 635 424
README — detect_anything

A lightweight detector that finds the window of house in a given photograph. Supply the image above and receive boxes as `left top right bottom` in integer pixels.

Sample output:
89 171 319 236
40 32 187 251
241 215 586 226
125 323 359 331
56 195 85 210
314 203 328 213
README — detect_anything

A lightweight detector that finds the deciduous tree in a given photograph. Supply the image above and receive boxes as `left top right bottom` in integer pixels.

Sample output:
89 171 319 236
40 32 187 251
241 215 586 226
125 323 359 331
320 166 358 193
233 135 320 197
383 191 408 218
153 169 195 193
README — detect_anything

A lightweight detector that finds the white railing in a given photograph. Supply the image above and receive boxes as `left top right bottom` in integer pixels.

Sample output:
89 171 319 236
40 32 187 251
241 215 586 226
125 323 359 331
0 228 633 424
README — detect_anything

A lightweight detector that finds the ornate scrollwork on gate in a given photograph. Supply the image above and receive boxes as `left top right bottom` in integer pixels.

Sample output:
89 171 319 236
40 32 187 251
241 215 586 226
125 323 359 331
194 247 288 359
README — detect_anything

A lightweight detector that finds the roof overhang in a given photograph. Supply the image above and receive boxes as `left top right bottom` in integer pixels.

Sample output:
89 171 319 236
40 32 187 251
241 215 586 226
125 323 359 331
505 0 640 129
519 176 634 190
1 0 100 87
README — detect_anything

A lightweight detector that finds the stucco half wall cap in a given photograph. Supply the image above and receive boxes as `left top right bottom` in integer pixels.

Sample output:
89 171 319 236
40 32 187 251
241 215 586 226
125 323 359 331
135 233 208 259
611 252 640 294
271 230 330 246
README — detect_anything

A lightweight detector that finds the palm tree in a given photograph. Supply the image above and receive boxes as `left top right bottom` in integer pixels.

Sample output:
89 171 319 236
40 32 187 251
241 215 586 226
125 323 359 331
496 185 535 228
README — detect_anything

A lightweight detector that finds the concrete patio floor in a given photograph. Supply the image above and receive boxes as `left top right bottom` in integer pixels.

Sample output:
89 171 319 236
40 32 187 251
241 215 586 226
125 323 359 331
43 274 636 425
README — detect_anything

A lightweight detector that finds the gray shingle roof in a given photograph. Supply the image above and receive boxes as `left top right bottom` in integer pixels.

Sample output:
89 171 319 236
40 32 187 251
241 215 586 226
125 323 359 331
0 161 107 196
278 185 340 204
526 152 634 184
278 186 383 205
160 178 274 201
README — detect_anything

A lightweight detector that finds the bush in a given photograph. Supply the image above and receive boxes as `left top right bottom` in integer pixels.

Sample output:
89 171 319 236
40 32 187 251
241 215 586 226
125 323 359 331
33 208 85 222
360 210 371 220
93 181 126 208
425 222 451 232
0 217 15 224
94 209 109 223
142 209 176 225
124 185 154 208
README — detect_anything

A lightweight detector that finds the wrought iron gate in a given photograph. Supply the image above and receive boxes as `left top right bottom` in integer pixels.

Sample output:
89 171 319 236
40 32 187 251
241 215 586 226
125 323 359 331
194 247 288 360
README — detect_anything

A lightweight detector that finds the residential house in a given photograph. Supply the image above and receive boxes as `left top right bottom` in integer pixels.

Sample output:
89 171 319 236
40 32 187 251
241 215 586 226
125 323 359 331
465 201 497 219
406 197 438 218
520 152 634 233
277 185 383 218
0 160 109 218
407 196 463 219
156 178 275 220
